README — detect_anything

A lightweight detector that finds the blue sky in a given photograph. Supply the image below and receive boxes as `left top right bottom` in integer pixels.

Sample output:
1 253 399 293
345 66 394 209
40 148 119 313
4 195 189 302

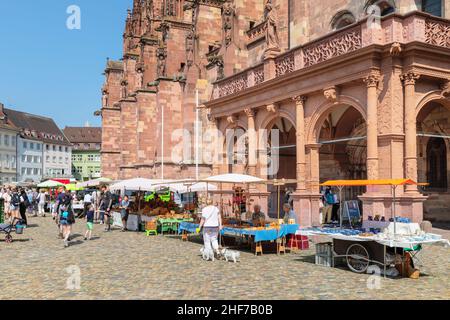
0 0 131 128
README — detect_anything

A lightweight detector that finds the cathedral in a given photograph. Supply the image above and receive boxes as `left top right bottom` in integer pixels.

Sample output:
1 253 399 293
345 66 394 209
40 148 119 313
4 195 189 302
100 0 450 225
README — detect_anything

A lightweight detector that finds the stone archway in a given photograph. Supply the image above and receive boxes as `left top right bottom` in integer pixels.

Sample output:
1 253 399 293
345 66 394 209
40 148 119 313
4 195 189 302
264 116 297 218
416 97 450 223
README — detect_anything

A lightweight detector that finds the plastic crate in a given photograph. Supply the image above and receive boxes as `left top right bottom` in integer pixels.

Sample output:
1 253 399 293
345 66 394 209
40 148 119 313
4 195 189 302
315 242 334 267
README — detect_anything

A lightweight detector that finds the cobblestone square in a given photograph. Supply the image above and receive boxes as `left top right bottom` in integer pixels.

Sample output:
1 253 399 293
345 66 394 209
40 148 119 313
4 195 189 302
1 216 449 300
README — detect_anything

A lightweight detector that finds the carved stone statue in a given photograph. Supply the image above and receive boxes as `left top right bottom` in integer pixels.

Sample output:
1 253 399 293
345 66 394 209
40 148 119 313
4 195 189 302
144 0 153 34
264 0 280 52
222 0 235 47
186 30 195 67
102 89 109 107
157 46 167 77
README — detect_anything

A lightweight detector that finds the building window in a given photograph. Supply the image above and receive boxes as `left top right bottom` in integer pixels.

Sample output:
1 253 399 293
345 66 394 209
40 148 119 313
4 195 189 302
53 156 57 163
59 146 62 152
27 168 32 175
364 0 396 16
4 135 9 146
422 0 442 16
53 145 56 151
65 147 68 152
46 144 50 151
23 141 27 149
30 142 34 150
331 11 356 30
22 155 27 162
5 155 9 168
88 154 95 161
37 144 41 151
22 168 26 175
11 137 15 146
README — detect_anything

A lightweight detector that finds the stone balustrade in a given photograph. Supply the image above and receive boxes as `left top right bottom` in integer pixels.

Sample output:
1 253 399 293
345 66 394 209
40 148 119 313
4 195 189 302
212 12 450 100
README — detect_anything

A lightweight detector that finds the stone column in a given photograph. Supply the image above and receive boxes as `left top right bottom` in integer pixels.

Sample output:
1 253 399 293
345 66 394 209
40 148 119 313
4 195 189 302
401 71 420 193
209 116 221 176
364 73 380 180
245 108 257 177
293 95 307 192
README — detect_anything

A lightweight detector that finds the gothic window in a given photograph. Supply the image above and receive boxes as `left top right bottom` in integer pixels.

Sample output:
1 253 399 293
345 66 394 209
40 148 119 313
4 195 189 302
364 0 396 16
422 0 442 17
331 11 357 30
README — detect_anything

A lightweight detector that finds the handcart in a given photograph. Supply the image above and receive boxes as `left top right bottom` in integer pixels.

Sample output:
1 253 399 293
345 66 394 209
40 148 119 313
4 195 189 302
0 218 25 244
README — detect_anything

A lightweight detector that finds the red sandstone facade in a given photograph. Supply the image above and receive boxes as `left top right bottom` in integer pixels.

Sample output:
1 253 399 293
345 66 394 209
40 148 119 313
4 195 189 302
101 0 450 225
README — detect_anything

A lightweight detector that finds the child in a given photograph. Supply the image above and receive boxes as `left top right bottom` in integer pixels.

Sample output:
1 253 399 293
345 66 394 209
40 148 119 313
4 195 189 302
84 204 95 241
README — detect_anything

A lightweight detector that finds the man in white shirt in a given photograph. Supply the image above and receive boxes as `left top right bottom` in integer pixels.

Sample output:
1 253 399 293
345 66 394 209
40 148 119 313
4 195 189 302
199 199 223 259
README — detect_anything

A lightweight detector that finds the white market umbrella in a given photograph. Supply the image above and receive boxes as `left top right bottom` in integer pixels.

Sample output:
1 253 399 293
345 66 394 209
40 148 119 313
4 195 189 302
37 180 65 188
202 173 264 184
153 179 218 193
109 178 163 192
77 177 112 188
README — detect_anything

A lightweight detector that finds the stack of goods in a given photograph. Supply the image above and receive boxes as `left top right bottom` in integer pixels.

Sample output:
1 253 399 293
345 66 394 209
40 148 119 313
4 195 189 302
287 235 309 250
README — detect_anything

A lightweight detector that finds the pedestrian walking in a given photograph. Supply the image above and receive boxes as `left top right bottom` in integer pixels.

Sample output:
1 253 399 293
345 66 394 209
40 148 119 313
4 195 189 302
120 195 130 232
19 189 29 226
84 204 95 241
3 188 12 220
59 192 75 247
99 185 113 232
198 199 223 260
37 189 46 217
9 188 21 223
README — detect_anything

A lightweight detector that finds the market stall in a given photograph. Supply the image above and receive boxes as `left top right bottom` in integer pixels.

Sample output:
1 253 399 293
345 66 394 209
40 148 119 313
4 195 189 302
179 221 299 255
299 179 450 278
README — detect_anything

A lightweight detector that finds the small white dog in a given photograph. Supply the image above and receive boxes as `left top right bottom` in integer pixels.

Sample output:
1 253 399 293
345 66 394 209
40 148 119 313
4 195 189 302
221 248 240 263
200 247 215 262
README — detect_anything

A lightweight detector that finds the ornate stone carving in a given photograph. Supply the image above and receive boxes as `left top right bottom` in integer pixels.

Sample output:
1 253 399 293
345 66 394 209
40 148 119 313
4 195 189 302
441 80 450 97
222 0 235 47
246 21 267 43
303 28 362 67
186 30 195 67
143 0 153 34
264 0 280 57
208 54 225 80
323 86 338 102
156 45 167 77
425 19 450 48
254 66 265 85
266 103 278 113
275 52 295 77
364 73 380 88
400 72 420 86
120 80 128 99
389 42 402 56
227 115 236 125
244 108 255 118
218 73 248 97
292 95 307 107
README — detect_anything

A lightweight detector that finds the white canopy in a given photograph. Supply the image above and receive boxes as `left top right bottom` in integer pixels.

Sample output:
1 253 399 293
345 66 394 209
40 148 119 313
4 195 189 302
152 179 218 193
77 178 112 188
109 178 164 192
202 174 264 184
37 180 65 188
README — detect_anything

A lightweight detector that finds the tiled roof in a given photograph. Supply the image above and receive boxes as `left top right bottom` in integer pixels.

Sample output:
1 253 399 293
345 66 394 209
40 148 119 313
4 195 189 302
63 127 102 143
63 127 102 151
4 108 71 146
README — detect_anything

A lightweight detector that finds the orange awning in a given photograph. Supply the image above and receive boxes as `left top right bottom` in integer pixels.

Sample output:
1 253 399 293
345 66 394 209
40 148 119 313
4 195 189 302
320 179 419 187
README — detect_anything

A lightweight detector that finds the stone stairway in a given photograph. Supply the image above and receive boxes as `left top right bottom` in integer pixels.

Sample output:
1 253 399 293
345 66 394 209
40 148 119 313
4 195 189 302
423 192 450 223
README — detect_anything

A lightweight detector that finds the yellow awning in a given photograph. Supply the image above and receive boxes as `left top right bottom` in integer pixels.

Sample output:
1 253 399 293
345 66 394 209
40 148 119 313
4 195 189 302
320 179 419 187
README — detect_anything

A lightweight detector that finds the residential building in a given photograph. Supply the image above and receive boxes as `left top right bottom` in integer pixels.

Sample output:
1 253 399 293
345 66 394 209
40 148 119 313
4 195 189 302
63 126 102 181
4 108 72 180
0 103 19 184
17 136 43 183
100 0 450 224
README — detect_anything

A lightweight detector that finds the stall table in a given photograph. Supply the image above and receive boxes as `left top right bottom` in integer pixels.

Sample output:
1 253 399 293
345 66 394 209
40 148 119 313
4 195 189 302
178 222 299 255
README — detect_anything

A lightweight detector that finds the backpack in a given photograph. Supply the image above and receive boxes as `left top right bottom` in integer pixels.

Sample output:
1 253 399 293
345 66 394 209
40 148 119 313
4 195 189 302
23 195 31 207
11 193 20 206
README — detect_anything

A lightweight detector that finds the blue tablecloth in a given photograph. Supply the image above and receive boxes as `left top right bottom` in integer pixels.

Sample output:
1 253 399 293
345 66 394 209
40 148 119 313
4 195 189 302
178 222 299 242
178 222 199 234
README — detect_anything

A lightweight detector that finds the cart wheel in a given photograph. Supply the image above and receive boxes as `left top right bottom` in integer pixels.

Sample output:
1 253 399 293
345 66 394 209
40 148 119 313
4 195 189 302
346 244 370 273
5 234 13 244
